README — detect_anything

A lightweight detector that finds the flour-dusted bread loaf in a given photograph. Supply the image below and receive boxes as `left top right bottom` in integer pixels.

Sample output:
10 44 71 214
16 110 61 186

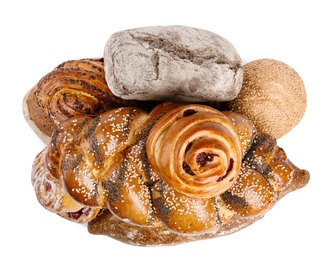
104 25 243 102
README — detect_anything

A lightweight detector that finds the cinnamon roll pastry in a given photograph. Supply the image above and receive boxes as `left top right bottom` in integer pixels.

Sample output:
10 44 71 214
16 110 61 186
23 58 156 143
146 104 242 199
31 102 310 245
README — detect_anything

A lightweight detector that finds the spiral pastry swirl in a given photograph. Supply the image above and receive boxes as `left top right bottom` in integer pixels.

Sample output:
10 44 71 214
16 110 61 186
146 104 242 199
35 58 151 126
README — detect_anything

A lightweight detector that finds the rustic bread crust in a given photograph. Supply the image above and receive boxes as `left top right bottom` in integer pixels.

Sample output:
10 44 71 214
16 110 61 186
87 209 263 246
23 85 53 144
86 121 310 246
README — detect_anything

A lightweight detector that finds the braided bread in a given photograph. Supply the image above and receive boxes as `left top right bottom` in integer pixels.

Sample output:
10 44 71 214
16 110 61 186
31 102 309 245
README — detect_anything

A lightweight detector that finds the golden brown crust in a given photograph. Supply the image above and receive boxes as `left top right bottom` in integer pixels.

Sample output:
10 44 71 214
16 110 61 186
30 102 309 245
226 59 307 139
35 58 114 125
146 104 243 199
31 148 101 223
23 85 54 143
222 111 255 155
87 131 309 246
87 209 263 246
23 58 158 143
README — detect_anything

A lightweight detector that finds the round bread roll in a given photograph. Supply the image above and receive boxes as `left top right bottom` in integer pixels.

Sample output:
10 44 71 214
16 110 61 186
226 59 307 139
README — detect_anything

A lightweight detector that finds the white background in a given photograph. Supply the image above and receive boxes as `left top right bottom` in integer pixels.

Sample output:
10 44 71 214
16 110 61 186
1 1 327 259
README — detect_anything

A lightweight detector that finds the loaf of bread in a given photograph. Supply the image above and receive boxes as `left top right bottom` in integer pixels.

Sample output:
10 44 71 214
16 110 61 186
104 25 243 102
30 102 309 245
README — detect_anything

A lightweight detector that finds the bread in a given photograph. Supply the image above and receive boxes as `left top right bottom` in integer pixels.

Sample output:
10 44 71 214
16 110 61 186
30 102 309 245
23 58 157 143
23 30 309 246
87 209 265 246
32 148 101 223
89 150 310 247
23 85 54 143
226 59 307 139
104 25 243 102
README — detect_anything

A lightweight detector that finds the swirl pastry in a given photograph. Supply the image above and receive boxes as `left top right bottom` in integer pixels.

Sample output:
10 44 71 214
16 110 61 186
147 104 243 199
23 58 156 143
31 102 309 245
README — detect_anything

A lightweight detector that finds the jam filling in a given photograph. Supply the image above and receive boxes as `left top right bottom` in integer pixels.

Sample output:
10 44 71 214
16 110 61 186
196 152 217 167
45 182 52 192
182 161 195 176
68 207 91 220
183 109 196 117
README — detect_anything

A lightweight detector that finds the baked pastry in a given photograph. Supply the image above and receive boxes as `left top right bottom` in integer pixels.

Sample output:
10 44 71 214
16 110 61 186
31 102 309 245
32 149 101 223
23 58 156 143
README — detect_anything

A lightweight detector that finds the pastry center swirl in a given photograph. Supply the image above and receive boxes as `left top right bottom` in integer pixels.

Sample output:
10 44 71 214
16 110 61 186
146 104 242 199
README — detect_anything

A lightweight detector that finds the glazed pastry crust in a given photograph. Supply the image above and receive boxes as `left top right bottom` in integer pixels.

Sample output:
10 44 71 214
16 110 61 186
88 132 310 246
32 148 101 223
88 165 309 246
88 209 263 246
30 101 309 245
22 58 158 143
